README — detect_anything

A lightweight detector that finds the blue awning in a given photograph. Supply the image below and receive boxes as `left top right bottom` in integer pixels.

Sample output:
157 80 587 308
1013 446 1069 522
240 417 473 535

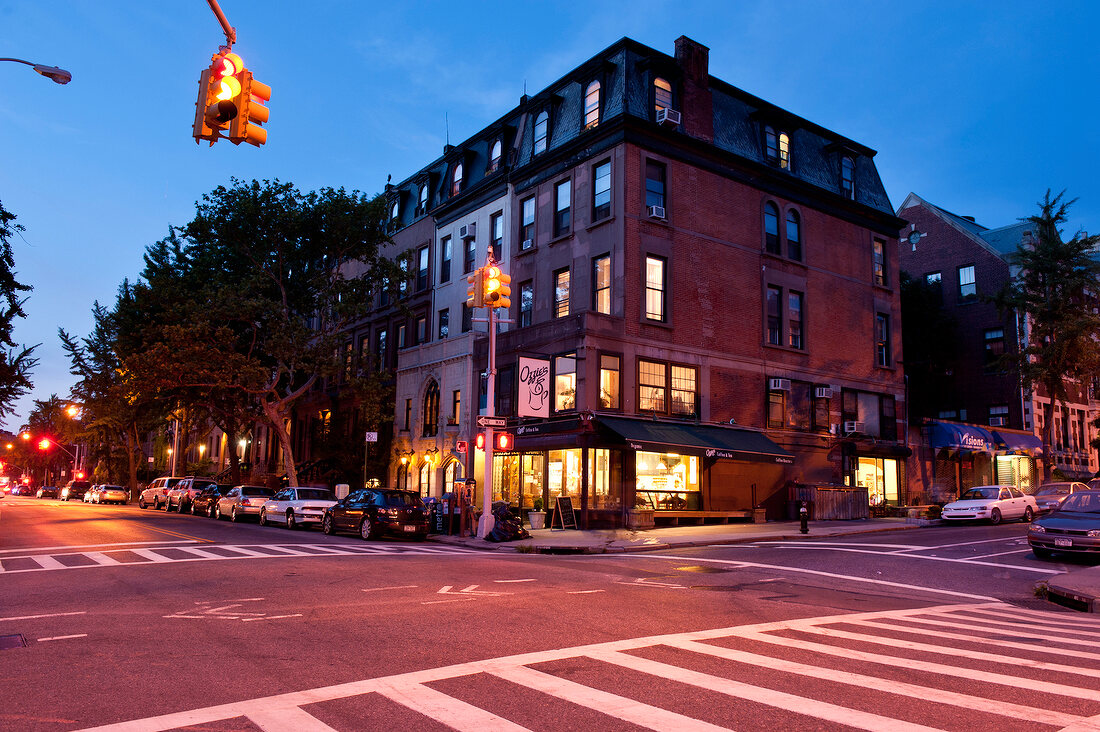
930 421 995 453
992 430 1044 456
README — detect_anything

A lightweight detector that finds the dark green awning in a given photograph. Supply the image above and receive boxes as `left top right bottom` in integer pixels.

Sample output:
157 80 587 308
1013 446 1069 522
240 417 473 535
598 416 794 465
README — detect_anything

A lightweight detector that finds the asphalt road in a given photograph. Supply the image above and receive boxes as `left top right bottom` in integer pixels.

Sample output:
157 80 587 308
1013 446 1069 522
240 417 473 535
2 496 1098 731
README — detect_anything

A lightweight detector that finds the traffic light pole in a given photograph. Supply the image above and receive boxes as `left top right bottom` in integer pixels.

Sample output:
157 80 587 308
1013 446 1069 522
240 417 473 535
477 304 497 539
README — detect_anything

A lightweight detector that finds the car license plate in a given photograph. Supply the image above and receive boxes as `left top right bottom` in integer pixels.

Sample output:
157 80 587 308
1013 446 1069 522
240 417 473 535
1054 538 1072 548
403 525 417 532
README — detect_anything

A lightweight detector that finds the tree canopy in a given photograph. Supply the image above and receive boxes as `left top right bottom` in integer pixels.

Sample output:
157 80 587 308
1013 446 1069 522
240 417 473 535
0 199 38 422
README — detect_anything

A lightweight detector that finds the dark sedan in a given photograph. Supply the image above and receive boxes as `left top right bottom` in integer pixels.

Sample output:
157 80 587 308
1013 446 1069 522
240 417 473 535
322 489 429 540
190 485 228 517
1028 490 1100 558
36 486 60 499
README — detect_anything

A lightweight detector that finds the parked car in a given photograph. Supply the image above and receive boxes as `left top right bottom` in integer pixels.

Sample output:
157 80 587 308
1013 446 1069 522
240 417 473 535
1028 490 1100 558
216 485 276 522
190 484 230 517
259 487 337 529
322 489 430 540
11 484 35 497
95 484 128 505
1032 482 1089 514
1086 478 1100 492
138 476 183 510
36 486 60 499
61 480 92 502
83 485 100 503
941 485 1037 524
165 477 217 513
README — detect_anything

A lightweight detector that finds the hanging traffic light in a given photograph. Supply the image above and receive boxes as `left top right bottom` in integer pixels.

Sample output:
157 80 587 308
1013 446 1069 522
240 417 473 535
494 432 514 451
483 265 511 309
38 438 51 451
466 267 484 308
228 68 271 147
193 52 243 144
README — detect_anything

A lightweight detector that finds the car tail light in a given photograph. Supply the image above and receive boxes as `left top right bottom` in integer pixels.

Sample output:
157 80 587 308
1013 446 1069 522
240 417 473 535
241 499 252 507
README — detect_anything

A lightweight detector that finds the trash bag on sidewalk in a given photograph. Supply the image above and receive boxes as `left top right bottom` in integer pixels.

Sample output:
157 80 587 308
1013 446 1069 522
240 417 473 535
485 501 531 542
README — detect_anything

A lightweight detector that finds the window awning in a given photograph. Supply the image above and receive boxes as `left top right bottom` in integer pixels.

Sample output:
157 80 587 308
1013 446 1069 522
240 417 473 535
930 421 995 453
992 430 1044 456
598 416 794 464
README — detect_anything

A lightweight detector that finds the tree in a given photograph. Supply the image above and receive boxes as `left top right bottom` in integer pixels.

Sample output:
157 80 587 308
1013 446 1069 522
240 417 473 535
995 190 1100 480
0 199 38 421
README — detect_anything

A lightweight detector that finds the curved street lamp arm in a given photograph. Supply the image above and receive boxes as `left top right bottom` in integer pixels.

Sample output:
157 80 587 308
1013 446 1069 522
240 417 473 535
0 57 72 84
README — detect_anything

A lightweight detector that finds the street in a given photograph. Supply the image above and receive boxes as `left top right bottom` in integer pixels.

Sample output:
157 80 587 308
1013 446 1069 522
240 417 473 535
2 497 1099 731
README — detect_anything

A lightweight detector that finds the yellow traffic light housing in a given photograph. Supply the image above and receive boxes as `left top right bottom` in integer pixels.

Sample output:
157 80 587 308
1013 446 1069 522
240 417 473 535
193 52 243 145
229 69 271 147
483 265 511 309
466 267 484 308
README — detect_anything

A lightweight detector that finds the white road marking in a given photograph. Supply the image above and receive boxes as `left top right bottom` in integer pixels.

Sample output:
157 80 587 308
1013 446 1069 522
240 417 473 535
30 555 67 570
421 597 477 605
0 611 86 622
241 614 303 622
362 585 418 592
83 552 122 566
614 576 686 589
731 543 1054 574
437 584 509 596
128 548 174 563
37 634 87 642
493 578 537 583
628 555 1001 600
72 601 1099 732
0 540 197 554
244 702 339 732
855 617 1100 660
753 541 923 549
887 536 1024 553
968 548 1034 559
568 590 605 594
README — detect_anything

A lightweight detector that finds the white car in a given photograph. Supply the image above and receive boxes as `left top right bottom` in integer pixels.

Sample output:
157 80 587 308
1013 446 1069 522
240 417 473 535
259 487 337 530
941 485 1037 525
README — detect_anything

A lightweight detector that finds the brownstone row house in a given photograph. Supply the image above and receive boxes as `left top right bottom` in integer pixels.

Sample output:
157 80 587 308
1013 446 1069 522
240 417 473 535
896 193 1097 502
293 35 909 526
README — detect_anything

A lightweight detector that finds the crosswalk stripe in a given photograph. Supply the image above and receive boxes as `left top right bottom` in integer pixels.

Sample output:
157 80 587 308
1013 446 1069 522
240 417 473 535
128 548 175 563
798 623 1100 678
904 613 1100 644
84 552 122 566
856 617 1100 661
31 555 66 569
964 604 1100 626
491 664 730 731
672 638 1082 727
735 629 1100 700
590 649 942 732
375 679 531 731
244 702 339 732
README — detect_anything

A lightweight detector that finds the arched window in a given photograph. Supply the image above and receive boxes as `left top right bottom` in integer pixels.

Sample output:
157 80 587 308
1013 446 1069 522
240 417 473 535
778 133 790 169
397 463 409 491
841 157 854 199
654 77 672 114
423 380 440 437
534 111 549 154
444 459 462 495
764 202 780 255
451 163 463 197
390 200 399 222
764 126 778 163
418 185 428 214
786 210 801 261
419 462 431 498
489 139 503 172
584 81 601 128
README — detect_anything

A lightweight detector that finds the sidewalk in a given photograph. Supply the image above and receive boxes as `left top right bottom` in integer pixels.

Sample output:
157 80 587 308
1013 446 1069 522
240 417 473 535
426 517 920 554
1044 566 1100 613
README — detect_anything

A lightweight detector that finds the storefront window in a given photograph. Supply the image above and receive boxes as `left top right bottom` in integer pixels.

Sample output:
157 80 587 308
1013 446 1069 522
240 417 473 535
494 453 519 504
588 449 619 510
856 457 898 506
548 449 583 500
995 454 1033 493
635 451 699 510
521 454 545 509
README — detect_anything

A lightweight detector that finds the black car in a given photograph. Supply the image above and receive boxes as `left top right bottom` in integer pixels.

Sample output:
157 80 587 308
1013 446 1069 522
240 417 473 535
190 485 229 517
37 486 60 499
61 480 92 502
1028 490 1100 558
322 489 429 540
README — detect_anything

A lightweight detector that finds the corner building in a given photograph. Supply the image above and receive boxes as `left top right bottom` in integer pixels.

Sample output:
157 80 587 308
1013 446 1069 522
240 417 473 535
381 36 907 526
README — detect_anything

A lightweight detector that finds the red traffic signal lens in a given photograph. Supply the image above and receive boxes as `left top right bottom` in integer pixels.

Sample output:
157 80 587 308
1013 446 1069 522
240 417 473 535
215 53 243 77
495 432 513 451
38 439 51 451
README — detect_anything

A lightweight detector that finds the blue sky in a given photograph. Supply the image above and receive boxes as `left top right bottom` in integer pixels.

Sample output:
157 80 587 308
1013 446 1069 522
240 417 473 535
1 0 1097 428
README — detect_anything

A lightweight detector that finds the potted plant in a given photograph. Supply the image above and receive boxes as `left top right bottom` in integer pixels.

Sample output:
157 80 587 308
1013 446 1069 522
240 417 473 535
528 496 546 530
626 493 655 529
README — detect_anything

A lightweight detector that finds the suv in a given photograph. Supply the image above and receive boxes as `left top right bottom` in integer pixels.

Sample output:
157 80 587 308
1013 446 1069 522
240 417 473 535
61 480 92 502
165 477 217 513
138 476 183 510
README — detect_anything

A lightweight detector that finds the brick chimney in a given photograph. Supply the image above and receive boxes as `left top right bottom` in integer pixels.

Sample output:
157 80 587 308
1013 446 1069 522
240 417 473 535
674 36 712 143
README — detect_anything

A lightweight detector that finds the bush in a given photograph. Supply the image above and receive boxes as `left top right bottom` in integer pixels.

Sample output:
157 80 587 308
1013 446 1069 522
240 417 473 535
925 504 942 520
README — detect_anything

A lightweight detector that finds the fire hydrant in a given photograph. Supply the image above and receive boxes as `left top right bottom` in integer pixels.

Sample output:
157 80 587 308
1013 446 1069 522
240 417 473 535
799 501 809 534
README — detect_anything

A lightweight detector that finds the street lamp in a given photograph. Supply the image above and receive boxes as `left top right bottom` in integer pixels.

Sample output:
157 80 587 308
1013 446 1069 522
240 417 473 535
0 57 72 84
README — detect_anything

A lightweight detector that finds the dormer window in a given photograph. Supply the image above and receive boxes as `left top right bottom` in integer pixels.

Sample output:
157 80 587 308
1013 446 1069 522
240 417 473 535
417 184 428 215
534 111 549 154
390 200 400 229
584 81 601 129
765 126 791 170
451 162 463 197
778 132 790 169
841 156 854 199
654 77 673 115
488 139 503 172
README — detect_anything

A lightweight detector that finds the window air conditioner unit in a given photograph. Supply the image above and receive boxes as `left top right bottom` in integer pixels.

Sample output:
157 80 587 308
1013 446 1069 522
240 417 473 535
647 205 666 220
656 108 681 128
521 238 533 250
989 416 1006 427
769 378 791 391
459 222 476 240
815 387 833 399
844 420 866 434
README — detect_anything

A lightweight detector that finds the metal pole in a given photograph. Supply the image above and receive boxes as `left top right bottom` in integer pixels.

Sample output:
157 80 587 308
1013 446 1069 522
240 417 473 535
205 0 237 47
170 419 180 475
478 306 497 538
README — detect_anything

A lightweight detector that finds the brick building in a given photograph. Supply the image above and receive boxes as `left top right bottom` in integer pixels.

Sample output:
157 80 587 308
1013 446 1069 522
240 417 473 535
318 36 908 525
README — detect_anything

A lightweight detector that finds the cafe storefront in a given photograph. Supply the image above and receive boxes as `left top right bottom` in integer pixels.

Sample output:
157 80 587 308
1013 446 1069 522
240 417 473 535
486 414 793 528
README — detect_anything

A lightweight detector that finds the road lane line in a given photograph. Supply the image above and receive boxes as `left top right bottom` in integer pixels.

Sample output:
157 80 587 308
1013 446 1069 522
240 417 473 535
138 525 214 542
0 540 197 554
731 545 1053 574
37 634 87 642
0 611 86 622
591 649 944 732
969 548 1035 559
244 702 339 732
752 541 922 549
491 665 730 731
568 590 605 594
493 578 537 583
376 680 530 732
362 585 418 592
887 536 1025 553
672 639 1082 727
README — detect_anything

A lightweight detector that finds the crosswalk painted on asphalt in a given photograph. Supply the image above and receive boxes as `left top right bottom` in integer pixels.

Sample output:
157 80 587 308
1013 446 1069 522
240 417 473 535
0 542 480 573
77 601 1100 732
